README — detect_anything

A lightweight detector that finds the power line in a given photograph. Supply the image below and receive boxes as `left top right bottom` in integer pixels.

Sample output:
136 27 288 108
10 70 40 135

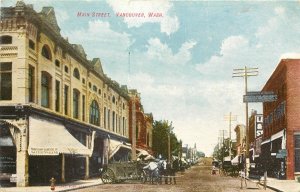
232 66 258 188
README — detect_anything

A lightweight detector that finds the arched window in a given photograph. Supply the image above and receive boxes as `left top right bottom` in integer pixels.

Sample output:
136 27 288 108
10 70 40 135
0 35 12 44
41 72 52 108
41 45 52 60
112 96 116 104
73 89 80 119
90 100 100 126
73 68 80 80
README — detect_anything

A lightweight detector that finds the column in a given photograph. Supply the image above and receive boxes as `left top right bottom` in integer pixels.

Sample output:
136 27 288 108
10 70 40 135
16 120 29 187
85 134 90 179
61 154 65 183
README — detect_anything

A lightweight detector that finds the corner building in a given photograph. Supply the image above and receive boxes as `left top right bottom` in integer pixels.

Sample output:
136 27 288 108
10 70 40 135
261 58 300 180
0 2 130 186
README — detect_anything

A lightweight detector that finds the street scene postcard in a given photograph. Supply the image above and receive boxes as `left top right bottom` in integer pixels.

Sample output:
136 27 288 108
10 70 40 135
1 0 300 192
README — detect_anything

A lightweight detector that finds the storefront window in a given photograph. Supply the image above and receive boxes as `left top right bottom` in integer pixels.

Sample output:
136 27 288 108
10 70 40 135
295 135 300 172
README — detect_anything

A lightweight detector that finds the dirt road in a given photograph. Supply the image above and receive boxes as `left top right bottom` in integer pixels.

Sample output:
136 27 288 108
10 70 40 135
73 158 274 192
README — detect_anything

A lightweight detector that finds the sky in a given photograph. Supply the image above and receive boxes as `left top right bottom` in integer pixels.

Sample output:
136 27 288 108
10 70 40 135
2 0 300 156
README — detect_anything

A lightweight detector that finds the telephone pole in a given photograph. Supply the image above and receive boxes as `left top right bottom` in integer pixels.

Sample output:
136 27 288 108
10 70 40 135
224 112 237 157
232 66 258 179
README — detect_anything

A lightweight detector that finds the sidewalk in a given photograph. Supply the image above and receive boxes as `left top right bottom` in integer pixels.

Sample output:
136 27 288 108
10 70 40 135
0 178 103 192
247 176 300 192
263 177 300 192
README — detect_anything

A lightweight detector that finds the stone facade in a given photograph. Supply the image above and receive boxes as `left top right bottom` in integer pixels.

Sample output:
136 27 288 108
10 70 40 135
0 2 137 186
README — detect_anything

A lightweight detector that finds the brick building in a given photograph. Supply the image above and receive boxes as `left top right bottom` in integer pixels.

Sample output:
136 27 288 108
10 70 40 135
261 58 300 180
248 110 263 161
234 124 246 157
128 89 153 157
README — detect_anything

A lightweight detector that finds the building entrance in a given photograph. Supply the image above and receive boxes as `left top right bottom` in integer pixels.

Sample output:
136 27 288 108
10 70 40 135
0 123 16 186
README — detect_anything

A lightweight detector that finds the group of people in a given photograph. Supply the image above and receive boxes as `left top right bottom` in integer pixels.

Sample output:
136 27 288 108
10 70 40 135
142 159 177 184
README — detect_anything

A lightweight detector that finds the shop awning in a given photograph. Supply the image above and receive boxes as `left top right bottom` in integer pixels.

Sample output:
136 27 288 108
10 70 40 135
271 130 284 141
28 116 92 156
137 148 155 160
261 139 271 145
223 156 231 162
137 148 149 157
231 156 239 165
109 139 131 159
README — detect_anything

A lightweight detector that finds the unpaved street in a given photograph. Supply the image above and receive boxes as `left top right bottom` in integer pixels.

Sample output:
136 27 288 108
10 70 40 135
73 159 275 192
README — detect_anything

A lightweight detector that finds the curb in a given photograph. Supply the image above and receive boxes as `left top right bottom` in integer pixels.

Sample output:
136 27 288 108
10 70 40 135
244 177 284 192
58 179 104 192
59 182 103 192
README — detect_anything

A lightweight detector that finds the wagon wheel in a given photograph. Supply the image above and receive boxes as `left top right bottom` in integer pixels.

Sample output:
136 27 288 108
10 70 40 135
101 168 115 184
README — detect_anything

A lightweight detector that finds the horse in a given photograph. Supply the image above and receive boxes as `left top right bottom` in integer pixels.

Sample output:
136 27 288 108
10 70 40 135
142 160 165 184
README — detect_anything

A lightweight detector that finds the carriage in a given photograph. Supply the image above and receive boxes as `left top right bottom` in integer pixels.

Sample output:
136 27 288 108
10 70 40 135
100 161 146 184
100 140 154 184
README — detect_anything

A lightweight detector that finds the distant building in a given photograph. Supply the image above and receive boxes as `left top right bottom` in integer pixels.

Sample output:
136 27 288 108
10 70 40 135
128 89 153 157
234 124 246 157
261 58 300 180
248 110 263 162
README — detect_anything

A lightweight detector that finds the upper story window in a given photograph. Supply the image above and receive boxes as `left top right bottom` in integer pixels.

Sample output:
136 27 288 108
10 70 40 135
98 89 101 95
93 85 97 92
29 39 35 50
41 45 52 60
90 100 100 126
82 78 85 84
112 96 116 104
28 65 35 102
73 89 80 119
0 35 12 44
41 72 52 108
55 60 60 68
88 82 92 88
64 65 69 73
73 68 80 80
0 62 12 100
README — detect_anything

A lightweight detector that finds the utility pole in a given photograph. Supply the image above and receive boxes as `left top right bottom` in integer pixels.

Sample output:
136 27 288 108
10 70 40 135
224 112 237 158
219 130 227 163
131 97 137 161
232 67 258 182
168 123 173 164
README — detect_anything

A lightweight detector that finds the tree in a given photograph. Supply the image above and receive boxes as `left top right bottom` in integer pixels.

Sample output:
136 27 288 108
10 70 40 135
152 120 181 159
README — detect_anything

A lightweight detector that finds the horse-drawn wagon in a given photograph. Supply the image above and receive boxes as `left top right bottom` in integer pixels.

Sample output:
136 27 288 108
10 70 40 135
100 140 154 184
100 161 145 183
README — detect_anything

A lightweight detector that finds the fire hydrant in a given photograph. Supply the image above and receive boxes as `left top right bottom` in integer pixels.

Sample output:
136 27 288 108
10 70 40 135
50 177 56 191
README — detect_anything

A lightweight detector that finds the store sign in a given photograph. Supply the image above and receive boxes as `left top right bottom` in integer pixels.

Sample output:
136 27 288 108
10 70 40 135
243 91 277 103
278 149 287 157
29 148 59 155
